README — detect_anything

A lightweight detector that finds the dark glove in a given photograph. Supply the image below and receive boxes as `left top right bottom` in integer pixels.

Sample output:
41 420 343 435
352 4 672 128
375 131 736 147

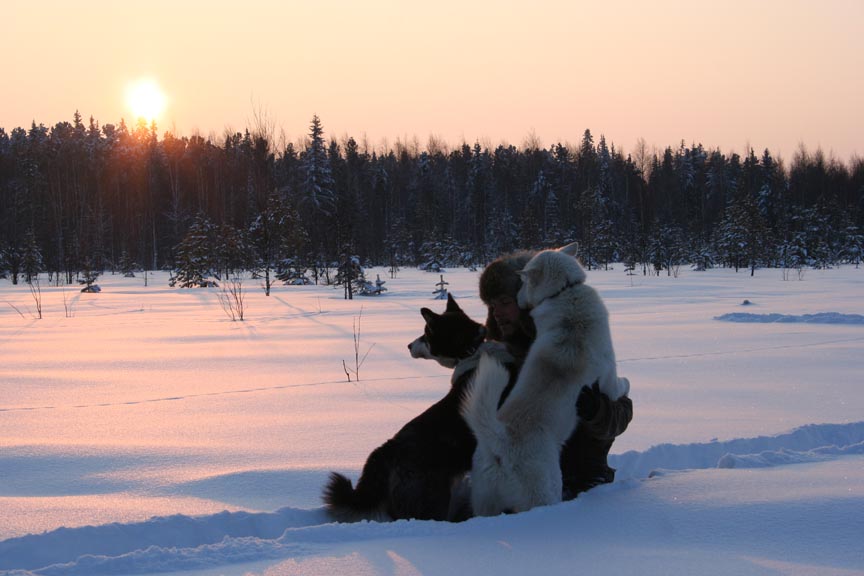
576 381 604 422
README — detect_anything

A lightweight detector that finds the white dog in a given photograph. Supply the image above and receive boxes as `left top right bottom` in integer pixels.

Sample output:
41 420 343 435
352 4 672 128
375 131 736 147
461 244 629 516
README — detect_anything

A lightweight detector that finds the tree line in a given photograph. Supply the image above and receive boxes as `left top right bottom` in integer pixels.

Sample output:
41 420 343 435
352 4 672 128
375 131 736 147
1 111 862 288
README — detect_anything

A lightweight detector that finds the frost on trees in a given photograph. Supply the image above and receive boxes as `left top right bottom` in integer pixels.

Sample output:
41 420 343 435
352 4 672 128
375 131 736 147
336 252 365 300
276 258 311 285
358 273 387 296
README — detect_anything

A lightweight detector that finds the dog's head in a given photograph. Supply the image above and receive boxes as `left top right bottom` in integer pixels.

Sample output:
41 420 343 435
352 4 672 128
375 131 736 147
516 247 587 309
408 293 485 368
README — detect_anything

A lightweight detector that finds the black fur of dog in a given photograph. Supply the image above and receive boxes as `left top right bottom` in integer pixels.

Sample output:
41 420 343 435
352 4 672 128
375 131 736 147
322 294 487 521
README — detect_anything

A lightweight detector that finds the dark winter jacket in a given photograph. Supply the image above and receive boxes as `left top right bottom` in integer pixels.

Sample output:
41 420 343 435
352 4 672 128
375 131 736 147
560 391 632 499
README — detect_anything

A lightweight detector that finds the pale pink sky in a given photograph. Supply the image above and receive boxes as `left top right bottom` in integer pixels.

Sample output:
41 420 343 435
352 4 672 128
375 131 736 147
5 0 863 161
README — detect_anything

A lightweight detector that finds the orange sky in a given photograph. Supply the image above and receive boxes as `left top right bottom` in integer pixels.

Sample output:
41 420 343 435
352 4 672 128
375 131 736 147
4 0 863 161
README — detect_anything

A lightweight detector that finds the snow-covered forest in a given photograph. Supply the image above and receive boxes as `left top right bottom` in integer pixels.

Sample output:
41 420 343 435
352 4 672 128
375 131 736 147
2 113 863 287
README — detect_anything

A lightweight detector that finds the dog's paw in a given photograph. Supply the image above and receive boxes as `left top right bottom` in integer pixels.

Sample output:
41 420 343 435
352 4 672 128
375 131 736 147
597 375 629 401
616 376 630 398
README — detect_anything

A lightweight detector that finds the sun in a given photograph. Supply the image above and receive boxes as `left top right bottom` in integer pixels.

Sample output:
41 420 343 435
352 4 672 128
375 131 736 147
126 78 167 123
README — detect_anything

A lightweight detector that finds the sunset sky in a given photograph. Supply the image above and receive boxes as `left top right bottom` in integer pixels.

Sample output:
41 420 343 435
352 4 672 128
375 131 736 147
5 0 863 161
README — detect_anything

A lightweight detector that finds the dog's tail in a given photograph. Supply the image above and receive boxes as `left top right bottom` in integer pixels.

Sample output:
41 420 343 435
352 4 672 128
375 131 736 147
322 446 393 522
460 352 511 455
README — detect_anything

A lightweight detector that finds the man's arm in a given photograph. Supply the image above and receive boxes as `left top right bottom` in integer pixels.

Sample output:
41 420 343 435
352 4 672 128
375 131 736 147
576 381 633 440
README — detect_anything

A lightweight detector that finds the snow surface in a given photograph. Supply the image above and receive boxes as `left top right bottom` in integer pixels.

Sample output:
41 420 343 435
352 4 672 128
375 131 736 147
1 266 863 575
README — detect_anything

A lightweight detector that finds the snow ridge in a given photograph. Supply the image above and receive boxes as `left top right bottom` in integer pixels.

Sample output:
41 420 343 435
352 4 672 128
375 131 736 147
717 440 864 469
610 421 864 479
714 312 864 324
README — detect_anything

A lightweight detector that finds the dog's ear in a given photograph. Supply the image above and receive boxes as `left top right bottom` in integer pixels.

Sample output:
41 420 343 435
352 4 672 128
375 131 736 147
445 292 461 312
420 307 437 324
558 241 579 257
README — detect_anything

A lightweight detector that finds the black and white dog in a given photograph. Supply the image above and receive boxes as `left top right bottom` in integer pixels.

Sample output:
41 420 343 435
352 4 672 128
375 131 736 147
323 294 501 521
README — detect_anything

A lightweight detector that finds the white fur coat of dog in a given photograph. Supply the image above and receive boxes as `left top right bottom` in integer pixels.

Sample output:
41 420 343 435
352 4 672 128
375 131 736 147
462 245 629 516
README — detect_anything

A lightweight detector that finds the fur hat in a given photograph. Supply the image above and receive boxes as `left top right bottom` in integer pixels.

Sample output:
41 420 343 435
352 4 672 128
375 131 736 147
478 250 536 304
479 250 537 344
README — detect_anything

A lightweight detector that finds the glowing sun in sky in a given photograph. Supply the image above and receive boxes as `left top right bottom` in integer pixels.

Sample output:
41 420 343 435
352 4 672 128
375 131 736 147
126 78 167 123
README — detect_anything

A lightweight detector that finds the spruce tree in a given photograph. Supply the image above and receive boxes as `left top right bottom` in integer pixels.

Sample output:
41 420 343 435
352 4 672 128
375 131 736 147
252 188 307 294
215 223 250 281
21 230 43 284
299 115 336 258
714 193 771 275
171 214 215 288
336 248 364 300
79 257 101 291
118 250 137 277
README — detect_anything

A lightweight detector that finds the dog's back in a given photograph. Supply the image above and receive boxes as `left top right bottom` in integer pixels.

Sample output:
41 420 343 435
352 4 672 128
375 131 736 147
323 295 491 522
517 250 627 401
324 392 474 521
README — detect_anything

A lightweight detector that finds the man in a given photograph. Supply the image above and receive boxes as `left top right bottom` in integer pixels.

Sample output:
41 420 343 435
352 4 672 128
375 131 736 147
479 250 633 499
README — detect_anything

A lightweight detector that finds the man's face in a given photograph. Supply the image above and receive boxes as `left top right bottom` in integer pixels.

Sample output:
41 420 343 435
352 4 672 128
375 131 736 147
489 295 522 338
